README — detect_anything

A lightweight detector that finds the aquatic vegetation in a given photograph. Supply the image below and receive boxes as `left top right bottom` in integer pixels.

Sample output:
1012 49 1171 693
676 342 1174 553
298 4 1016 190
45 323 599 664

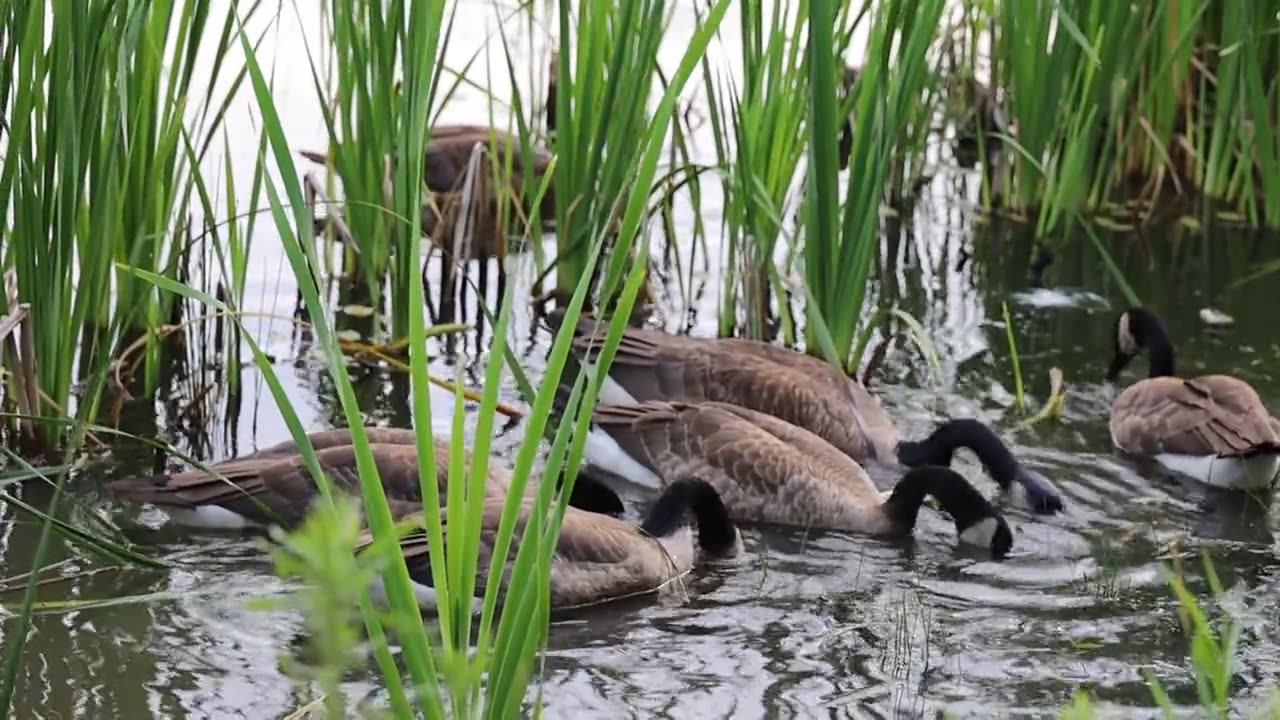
1065 554 1280 719
6 0 1280 716
302 0 452 338
207 0 734 715
958 0 1280 230
0 0 260 447
701 0 837 340
546 0 685 309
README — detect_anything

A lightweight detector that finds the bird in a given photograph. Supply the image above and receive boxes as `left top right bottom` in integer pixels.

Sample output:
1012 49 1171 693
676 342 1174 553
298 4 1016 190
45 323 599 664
109 428 624 531
301 124 555 323
1107 306 1280 490
361 477 741 611
578 400 1014 559
548 312 1064 514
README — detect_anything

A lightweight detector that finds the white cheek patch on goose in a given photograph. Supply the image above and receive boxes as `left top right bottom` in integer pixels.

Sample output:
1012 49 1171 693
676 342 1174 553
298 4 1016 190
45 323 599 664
959 517 998 548
1117 313 1138 355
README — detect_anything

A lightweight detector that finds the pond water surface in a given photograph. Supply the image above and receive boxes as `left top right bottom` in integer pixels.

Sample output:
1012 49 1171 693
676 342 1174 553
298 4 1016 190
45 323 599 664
5 4 1280 719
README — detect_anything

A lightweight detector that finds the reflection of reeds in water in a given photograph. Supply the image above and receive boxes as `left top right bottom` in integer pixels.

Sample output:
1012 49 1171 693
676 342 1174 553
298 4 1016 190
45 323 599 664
884 589 932 719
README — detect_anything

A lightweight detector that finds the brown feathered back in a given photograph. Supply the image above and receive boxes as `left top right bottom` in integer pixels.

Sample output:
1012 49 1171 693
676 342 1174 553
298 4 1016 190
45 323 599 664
110 432 512 529
1110 375 1280 457
243 427 418 459
568 319 900 465
591 401 892 532
364 497 693 609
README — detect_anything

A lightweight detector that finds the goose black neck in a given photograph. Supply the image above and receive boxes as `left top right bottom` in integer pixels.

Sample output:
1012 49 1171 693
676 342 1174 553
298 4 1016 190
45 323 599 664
896 419 1021 491
563 469 626 517
641 478 737 557
883 465 995 532
1130 307 1176 378
1144 331 1176 378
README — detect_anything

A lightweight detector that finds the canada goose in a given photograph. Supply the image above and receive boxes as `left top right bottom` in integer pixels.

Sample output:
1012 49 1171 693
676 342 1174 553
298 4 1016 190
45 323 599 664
110 429 624 531
1107 306 1280 490
362 477 740 611
580 401 1014 558
301 124 555 322
300 125 554 239
551 313 1064 514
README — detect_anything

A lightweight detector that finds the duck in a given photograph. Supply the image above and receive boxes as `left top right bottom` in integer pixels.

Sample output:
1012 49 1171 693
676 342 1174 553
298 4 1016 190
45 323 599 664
579 401 1014 559
109 428 624 531
548 312 1064 514
1107 306 1280 490
361 477 741 611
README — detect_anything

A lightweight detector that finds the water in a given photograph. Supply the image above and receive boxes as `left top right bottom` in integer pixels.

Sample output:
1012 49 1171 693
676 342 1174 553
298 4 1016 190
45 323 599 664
7 6 1280 719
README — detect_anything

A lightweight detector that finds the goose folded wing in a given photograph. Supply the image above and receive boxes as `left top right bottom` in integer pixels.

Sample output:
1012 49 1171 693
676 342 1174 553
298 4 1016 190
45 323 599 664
241 427 420 460
595 401 878 520
362 502 644 600
1114 377 1279 456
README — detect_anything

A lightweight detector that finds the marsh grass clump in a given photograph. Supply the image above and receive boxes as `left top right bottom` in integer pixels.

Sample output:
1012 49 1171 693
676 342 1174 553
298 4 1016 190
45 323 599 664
956 0 1280 231
545 0 683 310
801 0 946 374
0 0 258 448
197 0 737 715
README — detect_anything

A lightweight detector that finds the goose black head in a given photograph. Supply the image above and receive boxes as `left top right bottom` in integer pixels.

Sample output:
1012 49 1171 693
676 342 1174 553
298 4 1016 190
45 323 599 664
897 419 1065 515
1108 306 1174 381
885 466 1014 559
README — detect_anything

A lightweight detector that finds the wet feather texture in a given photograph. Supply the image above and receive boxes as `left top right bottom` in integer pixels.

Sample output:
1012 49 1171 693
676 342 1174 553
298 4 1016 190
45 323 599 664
1107 307 1280 490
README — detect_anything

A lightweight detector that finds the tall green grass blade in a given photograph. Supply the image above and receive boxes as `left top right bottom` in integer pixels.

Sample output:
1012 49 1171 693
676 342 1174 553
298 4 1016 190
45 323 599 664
1001 301 1025 412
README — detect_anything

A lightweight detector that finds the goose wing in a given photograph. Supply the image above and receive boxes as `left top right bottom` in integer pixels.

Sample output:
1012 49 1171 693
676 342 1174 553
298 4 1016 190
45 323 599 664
1111 375 1280 457
570 321 896 463
248 437 511 499
243 427 420 460
592 401 883 529
377 501 670 607
111 443 500 526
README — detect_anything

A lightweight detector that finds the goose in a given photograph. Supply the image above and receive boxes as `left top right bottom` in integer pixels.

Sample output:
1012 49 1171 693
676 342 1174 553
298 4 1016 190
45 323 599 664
550 313 1064 514
1107 306 1280 490
579 401 1014 558
302 124 555 321
109 428 624 531
361 477 740 611
300 124 555 239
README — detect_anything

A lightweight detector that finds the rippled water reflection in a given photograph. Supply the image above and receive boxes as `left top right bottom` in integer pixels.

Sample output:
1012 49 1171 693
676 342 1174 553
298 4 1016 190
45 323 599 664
7 219 1280 718
7 4 1280 718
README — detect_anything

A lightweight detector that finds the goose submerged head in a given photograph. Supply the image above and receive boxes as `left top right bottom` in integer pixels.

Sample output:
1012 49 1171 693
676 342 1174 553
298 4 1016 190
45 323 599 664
896 418 1065 515
884 465 1014 559
1108 306 1174 380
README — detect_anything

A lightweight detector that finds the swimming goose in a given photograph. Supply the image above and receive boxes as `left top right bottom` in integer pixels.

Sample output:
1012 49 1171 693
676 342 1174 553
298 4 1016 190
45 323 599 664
1107 306 1280 490
110 429 624 530
551 313 1064 514
363 477 740 611
581 401 1014 558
